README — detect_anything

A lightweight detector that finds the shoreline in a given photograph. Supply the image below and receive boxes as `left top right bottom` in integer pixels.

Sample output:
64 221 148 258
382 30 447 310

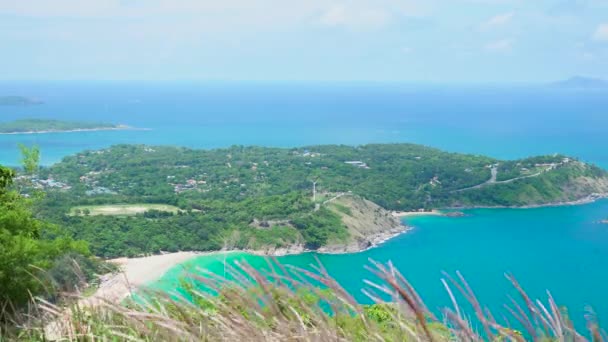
0 125 150 135
391 210 444 218
83 251 207 306
89 224 414 304
445 192 608 210
88 193 608 304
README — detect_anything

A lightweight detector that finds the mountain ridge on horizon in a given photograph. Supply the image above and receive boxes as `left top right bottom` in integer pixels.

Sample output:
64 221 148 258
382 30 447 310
551 76 608 89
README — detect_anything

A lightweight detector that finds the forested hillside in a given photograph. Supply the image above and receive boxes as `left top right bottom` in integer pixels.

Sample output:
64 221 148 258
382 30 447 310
23 143 608 257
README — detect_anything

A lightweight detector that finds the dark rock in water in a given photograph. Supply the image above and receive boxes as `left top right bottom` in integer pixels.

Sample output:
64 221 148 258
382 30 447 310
445 211 466 217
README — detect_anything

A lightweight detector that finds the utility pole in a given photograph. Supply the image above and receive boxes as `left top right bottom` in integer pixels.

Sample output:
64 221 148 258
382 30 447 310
312 180 317 202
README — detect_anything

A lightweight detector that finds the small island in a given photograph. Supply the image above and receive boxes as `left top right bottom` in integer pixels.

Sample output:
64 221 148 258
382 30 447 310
0 119 131 134
0 96 42 106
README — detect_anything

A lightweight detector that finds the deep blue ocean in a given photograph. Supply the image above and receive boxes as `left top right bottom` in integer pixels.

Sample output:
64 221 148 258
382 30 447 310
2 81 608 332
0 81 607 168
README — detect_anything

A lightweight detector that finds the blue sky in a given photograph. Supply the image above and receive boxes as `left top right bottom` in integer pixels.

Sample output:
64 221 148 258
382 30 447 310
1 0 607 82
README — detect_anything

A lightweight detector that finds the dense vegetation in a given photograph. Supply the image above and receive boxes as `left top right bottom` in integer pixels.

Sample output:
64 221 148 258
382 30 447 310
0 165 105 312
26 143 608 257
0 119 120 133
38 192 343 257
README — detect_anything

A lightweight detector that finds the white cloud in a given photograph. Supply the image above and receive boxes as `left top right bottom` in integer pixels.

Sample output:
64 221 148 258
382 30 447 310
0 0 434 35
480 12 515 30
315 0 434 30
593 23 608 41
319 5 391 29
484 38 513 52
320 5 348 26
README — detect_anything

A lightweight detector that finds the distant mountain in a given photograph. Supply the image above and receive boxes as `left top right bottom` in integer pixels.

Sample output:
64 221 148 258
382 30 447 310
551 76 608 89
0 96 43 106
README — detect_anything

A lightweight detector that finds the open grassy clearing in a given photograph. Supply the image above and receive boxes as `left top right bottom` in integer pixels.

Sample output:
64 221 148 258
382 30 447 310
69 204 181 216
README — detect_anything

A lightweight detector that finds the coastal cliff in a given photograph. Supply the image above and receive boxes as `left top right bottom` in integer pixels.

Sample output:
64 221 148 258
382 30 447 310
319 195 409 253
245 195 408 255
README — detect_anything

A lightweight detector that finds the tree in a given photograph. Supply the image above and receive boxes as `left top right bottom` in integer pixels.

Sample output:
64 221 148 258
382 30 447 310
0 165 89 312
0 167 13 189
18 144 40 176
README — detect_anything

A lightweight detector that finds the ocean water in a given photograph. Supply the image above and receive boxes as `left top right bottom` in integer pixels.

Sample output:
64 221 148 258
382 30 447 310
1 81 608 330
0 81 607 168
154 200 608 331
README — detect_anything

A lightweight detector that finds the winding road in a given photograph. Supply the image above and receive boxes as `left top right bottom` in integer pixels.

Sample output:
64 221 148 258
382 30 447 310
452 166 546 193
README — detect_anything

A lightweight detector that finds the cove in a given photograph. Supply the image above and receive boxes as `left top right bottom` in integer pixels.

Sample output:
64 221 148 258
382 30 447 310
151 199 608 331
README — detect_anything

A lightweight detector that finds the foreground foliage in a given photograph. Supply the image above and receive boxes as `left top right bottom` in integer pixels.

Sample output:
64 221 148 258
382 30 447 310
0 166 105 313
5 259 605 341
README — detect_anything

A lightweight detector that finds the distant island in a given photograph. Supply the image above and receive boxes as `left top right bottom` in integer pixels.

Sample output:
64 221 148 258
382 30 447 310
0 119 131 134
0 96 43 106
551 76 608 89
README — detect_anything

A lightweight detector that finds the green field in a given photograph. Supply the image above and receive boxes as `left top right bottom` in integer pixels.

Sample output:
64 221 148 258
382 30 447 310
70 204 181 216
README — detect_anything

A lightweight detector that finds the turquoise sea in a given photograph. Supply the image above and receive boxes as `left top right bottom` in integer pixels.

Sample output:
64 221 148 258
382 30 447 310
152 200 608 331
1 81 608 330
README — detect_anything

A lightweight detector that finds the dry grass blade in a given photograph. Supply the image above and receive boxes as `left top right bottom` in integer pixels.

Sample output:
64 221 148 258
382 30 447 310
441 278 462 321
2 257 604 342
505 294 536 339
366 259 435 342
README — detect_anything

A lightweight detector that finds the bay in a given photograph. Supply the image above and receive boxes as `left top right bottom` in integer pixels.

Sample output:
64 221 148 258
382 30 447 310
153 199 608 331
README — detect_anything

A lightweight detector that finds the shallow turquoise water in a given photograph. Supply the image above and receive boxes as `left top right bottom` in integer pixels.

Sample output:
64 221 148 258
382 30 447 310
152 199 608 331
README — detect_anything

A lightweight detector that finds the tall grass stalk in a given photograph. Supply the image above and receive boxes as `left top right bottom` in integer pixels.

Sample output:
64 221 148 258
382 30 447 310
2 258 605 341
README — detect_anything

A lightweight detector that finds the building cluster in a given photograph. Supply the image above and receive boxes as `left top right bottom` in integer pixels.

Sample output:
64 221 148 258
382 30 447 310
15 175 72 191
78 170 117 195
293 149 321 158
36 178 71 190
171 177 207 193
344 161 370 169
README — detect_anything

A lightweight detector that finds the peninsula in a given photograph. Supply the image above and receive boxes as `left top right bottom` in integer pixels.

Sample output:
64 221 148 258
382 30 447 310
0 119 130 134
26 143 608 259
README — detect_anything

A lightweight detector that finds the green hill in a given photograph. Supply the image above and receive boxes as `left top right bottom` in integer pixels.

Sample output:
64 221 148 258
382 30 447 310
27 143 608 257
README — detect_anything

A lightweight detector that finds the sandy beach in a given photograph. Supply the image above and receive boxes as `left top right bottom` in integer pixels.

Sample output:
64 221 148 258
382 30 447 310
391 210 443 218
0 125 150 135
82 251 200 306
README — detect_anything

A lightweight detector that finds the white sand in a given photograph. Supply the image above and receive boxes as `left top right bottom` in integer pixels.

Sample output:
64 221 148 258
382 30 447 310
391 210 443 217
82 252 199 306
